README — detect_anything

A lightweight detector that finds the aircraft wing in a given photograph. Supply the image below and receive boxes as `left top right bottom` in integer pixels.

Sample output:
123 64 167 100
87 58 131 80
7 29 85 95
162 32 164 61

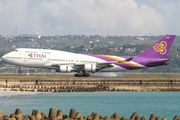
48 57 135 70
48 60 124 71
44 56 135 72
50 61 121 67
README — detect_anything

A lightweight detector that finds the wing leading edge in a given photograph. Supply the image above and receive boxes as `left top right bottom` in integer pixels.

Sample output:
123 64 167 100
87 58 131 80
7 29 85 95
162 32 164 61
50 60 122 67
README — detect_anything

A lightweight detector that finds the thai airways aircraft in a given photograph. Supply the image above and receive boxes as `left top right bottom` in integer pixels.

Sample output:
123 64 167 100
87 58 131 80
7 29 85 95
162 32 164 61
2 35 176 77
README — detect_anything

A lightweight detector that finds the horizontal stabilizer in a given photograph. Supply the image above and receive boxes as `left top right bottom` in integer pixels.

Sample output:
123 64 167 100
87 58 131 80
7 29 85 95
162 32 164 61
146 60 170 66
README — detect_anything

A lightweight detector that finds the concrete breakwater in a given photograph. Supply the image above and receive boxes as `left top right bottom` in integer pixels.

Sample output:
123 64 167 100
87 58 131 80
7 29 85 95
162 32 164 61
1 79 180 92
0 108 179 120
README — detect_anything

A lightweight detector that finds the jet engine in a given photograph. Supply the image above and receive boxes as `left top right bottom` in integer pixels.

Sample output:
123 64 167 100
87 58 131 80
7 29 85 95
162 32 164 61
56 65 72 73
84 64 96 72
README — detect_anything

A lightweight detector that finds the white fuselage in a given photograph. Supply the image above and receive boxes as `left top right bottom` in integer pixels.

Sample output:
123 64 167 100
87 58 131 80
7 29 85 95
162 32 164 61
2 48 140 72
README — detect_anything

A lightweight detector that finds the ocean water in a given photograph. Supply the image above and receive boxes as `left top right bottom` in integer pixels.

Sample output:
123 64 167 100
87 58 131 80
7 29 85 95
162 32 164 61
0 91 179 119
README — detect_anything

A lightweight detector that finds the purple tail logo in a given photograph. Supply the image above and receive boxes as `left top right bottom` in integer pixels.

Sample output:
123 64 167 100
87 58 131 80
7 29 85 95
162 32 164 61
153 41 167 55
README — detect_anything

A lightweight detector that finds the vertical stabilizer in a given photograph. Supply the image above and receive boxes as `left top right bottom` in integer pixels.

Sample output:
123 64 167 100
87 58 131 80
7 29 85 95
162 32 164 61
137 35 176 58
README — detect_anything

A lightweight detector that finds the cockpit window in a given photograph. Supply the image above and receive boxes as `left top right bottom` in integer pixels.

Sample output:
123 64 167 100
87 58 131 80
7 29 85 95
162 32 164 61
14 50 18 52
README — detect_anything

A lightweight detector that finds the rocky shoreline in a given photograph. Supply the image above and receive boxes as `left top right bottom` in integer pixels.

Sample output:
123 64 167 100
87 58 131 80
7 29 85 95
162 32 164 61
1 84 180 92
1 78 180 92
0 108 179 120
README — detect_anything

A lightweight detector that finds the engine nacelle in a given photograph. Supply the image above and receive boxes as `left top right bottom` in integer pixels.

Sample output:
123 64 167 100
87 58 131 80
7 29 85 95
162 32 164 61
56 65 72 73
84 64 96 72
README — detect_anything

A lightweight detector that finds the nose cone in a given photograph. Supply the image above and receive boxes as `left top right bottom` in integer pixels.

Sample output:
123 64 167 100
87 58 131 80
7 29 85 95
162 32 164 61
2 54 7 62
2 55 5 60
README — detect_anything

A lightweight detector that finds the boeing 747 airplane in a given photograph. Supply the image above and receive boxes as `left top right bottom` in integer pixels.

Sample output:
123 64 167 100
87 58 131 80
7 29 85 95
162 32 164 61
2 35 176 77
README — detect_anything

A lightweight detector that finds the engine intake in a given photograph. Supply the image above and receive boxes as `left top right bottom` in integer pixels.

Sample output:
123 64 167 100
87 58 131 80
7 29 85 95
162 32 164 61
84 64 96 72
56 65 72 73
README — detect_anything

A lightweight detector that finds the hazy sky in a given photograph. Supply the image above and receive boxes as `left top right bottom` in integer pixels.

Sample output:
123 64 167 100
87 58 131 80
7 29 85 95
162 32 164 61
0 0 180 36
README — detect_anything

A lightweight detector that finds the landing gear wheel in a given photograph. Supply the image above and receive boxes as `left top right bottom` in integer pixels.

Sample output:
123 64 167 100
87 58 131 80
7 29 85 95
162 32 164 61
75 74 79 77
78 74 82 77
83 73 90 77
18 67 22 74
18 71 22 74
75 74 81 77
86 73 90 77
82 74 86 77
74 73 90 77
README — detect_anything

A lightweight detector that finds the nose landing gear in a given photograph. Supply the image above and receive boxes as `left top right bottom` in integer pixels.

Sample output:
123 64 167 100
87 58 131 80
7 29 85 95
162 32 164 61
18 67 22 74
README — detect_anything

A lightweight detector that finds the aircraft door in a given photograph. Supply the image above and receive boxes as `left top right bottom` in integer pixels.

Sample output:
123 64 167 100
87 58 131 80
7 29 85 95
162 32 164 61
76 58 79 63
46 58 50 63
21 51 27 62
23 56 27 62
19 50 22 55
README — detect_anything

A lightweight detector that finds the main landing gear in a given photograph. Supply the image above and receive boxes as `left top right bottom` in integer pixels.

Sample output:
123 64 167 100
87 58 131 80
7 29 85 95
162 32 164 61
74 73 90 77
18 67 22 74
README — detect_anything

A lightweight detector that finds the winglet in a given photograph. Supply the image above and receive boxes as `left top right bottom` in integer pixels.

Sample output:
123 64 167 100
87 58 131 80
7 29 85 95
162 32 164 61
137 35 176 58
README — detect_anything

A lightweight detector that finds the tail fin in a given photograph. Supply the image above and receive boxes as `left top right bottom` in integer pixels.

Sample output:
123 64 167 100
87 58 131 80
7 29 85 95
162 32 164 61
137 35 176 58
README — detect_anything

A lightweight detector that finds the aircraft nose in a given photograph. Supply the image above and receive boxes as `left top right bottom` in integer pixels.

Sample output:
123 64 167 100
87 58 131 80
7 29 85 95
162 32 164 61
2 54 7 61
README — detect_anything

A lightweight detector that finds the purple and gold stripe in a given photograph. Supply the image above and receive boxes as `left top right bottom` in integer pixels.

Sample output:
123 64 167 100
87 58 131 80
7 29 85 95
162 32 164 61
86 54 143 70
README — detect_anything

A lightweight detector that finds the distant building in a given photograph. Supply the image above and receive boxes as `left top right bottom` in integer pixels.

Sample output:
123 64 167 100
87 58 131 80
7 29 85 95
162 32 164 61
109 41 114 46
119 35 127 37
94 35 101 39
125 47 136 54
136 37 147 41
55 36 59 39
19 33 41 39
101 36 106 39
1 35 13 39
141 50 145 53
114 47 122 52
89 41 93 43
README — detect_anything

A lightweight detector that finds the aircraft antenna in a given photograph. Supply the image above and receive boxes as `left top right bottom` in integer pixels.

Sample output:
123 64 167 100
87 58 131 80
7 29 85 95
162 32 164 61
15 27 17 36
107 27 109 37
